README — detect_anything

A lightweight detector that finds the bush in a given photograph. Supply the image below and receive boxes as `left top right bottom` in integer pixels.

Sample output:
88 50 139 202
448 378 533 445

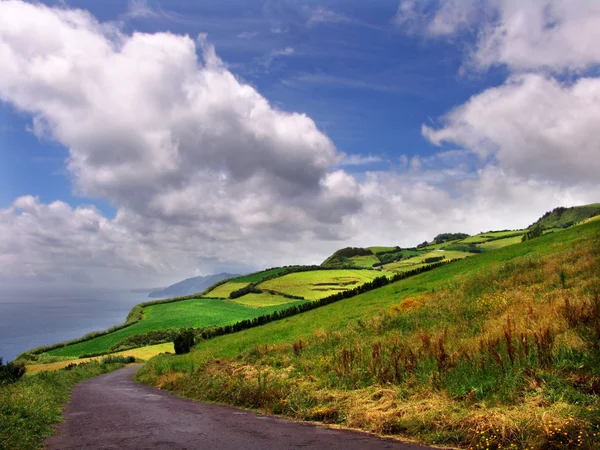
522 224 543 242
101 355 135 364
424 256 445 263
174 330 195 354
0 357 26 384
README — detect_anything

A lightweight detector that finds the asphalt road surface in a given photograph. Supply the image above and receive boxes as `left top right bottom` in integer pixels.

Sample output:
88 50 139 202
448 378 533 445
45 365 438 450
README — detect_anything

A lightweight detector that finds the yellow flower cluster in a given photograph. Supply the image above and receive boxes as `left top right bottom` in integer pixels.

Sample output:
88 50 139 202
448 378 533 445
475 291 510 313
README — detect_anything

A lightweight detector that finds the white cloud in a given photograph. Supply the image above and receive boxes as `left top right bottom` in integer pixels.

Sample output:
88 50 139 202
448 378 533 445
339 154 382 166
237 31 259 39
0 1 360 284
307 7 351 27
395 0 479 36
0 1 599 287
396 0 600 73
126 0 159 19
423 74 600 185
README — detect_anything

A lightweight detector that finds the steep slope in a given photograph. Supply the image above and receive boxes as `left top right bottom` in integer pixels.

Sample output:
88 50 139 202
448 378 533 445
138 219 600 449
529 203 600 230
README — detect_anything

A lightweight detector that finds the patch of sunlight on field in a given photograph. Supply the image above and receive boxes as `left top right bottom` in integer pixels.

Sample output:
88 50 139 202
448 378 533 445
27 342 174 374
204 281 250 298
346 255 379 267
383 250 472 272
258 269 384 300
231 293 302 308
368 246 395 254
479 235 522 249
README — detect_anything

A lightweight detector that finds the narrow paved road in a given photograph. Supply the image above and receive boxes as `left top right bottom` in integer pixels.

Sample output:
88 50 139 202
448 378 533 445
45 365 438 450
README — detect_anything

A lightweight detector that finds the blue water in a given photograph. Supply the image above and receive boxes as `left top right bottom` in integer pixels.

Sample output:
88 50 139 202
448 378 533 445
0 288 153 362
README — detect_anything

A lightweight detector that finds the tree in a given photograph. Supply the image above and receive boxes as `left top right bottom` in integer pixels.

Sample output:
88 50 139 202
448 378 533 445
174 330 195 354
0 357 26 384
522 224 543 242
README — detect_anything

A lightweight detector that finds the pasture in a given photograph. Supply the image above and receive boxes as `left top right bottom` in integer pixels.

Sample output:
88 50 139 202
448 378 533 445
46 299 297 357
203 281 250 298
27 342 174 374
343 254 380 267
382 249 472 272
257 269 385 300
231 292 302 308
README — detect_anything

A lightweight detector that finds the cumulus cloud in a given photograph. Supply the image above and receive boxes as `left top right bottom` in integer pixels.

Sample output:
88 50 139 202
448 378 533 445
0 1 598 286
423 74 600 185
0 0 362 284
396 0 600 73
0 1 350 222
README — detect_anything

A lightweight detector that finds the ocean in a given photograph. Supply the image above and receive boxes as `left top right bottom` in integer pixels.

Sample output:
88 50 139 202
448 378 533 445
0 287 154 363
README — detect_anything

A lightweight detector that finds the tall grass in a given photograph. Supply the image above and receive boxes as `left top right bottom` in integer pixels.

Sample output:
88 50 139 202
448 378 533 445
138 221 600 449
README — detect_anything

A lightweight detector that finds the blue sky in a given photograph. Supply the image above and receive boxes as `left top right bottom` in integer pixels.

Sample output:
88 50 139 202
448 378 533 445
1 0 599 286
0 0 505 214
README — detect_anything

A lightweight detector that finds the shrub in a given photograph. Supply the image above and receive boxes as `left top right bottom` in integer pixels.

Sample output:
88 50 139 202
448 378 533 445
174 329 195 354
0 357 26 384
101 355 135 364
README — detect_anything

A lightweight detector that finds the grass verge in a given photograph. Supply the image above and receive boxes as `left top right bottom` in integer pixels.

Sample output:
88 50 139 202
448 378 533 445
0 361 129 449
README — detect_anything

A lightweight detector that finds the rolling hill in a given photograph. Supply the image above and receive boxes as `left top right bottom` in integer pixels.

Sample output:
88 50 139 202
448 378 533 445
529 203 600 230
137 217 600 449
15 202 600 449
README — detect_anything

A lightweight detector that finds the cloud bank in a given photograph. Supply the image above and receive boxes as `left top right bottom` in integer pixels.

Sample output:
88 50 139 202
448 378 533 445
0 0 598 286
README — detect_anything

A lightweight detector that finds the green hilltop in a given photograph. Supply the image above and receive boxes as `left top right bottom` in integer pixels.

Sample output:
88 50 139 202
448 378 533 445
529 203 600 230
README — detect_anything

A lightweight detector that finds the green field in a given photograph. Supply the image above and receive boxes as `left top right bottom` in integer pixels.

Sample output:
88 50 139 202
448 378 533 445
368 246 396 254
203 281 250 298
229 267 290 283
382 249 471 271
343 254 380 267
46 299 298 357
27 342 174 374
231 292 303 308
258 269 384 300
138 219 600 450
478 235 523 249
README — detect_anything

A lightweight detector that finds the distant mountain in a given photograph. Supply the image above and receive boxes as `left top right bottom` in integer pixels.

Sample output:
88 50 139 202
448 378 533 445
130 287 165 294
147 273 239 298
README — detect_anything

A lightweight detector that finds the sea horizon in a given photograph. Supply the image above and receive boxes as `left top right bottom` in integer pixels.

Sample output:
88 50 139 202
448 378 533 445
0 287 160 363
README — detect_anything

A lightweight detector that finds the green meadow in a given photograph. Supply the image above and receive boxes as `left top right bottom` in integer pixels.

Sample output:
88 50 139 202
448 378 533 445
257 269 385 300
230 292 303 308
46 298 300 358
203 281 251 298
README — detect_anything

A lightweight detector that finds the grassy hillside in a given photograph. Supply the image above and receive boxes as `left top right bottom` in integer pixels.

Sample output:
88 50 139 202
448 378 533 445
531 203 600 230
45 299 303 358
23 268 384 360
138 220 600 449
321 230 526 271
